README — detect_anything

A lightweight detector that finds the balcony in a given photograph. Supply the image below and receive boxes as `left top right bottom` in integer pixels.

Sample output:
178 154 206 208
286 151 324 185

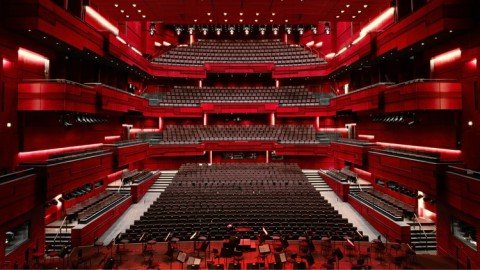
18 80 97 113
384 79 462 112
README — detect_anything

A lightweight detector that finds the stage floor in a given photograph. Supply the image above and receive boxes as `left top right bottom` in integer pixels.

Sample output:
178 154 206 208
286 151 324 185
40 239 456 269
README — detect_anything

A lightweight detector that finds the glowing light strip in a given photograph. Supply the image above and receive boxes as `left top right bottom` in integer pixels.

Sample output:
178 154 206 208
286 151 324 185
319 127 348 133
430 48 461 66
18 48 49 64
131 46 142 56
154 41 162 47
18 143 103 161
305 41 314 47
129 128 160 134
336 46 347 56
376 142 461 155
116 36 127 44
358 134 375 140
360 7 395 37
85 6 119 36
162 41 171 46
352 35 365 45
325 52 336 59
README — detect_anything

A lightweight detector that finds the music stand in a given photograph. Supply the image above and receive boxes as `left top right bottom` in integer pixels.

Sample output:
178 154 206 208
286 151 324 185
274 252 287 269
176 251 188 270
258 244 271 264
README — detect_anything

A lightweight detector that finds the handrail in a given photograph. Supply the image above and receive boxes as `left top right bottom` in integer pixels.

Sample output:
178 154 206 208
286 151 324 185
412 213 429 249
117 180 125 193
22 79 94 88
392 78 457 86
52 216 68 251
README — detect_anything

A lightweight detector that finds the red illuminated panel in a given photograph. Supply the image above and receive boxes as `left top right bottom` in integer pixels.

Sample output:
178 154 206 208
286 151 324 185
17 143 103 163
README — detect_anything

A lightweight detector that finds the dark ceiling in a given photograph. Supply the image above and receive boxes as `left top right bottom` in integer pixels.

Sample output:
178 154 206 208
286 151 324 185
89 0 390 25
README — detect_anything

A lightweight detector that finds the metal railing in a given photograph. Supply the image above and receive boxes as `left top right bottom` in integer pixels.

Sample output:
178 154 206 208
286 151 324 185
412 213 429 249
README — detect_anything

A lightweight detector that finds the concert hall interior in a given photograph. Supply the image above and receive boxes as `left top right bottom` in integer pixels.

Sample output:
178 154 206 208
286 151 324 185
0 0 479 269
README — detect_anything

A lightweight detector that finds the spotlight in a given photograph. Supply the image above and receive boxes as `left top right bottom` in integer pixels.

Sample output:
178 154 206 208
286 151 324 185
149 22 156 36
259 26 266 35
229 26 235 35
273 26 279 35
311 26 317 34
285 26 292 34
468 120 473 126
324 22 331 35
297 26 304 35
244 26 250 35
188 26 195 35
216 27 222 35
202 27 208 35
175 27 182 35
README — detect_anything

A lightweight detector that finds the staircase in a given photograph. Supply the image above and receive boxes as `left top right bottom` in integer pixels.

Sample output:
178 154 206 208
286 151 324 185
45 223 73 254
147 170 176 193
303 170 332 192
410 224 437 252
349 182 373 193
106 181 131 195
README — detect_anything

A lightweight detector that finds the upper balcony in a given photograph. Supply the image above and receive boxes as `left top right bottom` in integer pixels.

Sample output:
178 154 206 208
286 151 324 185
0 169 38 223
18 145 113 200
383 79 462 112
369 146 461 196
331 138 376 166
443 166 480 219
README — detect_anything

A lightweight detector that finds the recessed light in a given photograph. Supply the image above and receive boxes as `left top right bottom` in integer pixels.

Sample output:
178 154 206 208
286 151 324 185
468 120 473 126
255 19 258 22
352 15 356 18
224 12 227 16
346 4 350 7
270 19 273 22
142 15 146 18
126 15 129 18
137 9 141 13
256 13 260 16
209 19 213 22
358 10 362 13
224 19 228 22
449 30 453 33
285 19 288 22
363 4 368 8
207 12 211 16
6 122 11 128
239 19 243 22
114 3 118 7
341 10 345 13
272 13 276 16
194 19 197 22
336 15 340 18
421 42 425 45
434 36 437 39
132 3 136 7
120 9 124 13
240 12 243 16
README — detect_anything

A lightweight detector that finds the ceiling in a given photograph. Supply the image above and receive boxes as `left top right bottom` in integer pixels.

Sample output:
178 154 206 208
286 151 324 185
90 0 390 25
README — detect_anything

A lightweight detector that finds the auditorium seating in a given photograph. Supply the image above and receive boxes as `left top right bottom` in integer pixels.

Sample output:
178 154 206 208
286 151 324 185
325 170 350 183
350 189 416 221
65 191 129 224
121 163 363 243
152 39 326 66
156 125 322 144
122 170 154 184
336 138 375 146
145 85 329 107
380 148 440 162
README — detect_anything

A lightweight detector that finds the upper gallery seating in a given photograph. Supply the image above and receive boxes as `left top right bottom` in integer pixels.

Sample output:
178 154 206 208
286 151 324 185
379 148 440 162
336 138 375 146
65 191 130 224
156 125 321 144
122 170 154 184
122 163 363 242
152 39 326 66
145 85 330 107
350 189 416 221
